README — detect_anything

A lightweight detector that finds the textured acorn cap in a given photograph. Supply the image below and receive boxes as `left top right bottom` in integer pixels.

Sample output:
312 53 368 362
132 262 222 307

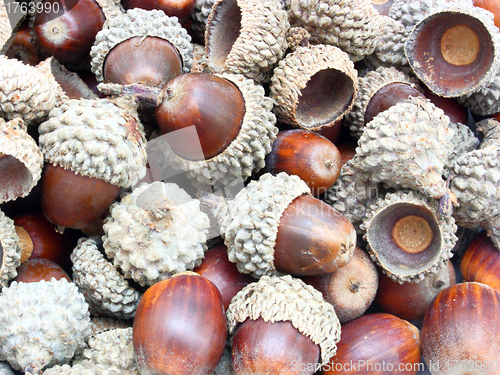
444 121 479 179
42 364 94 375
94 0 124 19
0 209 20 290
388 0 439 31
102 182 210 286
287 0 386 61
90 8 193 83
190 43 211 73
0 279 91 373
190 0 217 40
90 316 132 336
352 96 455 200
360 190 457 283
0 117 43 203
269 44 358 130
38 97 147 188
154 72 277 190
71 237 141 320
0 56 67 125
457 73 500 116
405 1 500 97
477 118 500 149
0 362 13 375
205 0 289 83
218 172 310 278
227 275 341 366
343 66 421 139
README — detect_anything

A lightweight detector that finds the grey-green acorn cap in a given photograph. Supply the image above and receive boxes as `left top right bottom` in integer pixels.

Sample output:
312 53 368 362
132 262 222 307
38 98 147 188
287 0 386 61
0 117 43 203
71 237 141 320
0 279 91 374
457 73 500 116
343 66 421 139
352 96 455 200
90 8 193 83
154 73 277 190
0 209 21 290
360 190 457 283
205 0 289 83
218 172 310 278
269 44 358 130
102 182 210 287
227 275 341 366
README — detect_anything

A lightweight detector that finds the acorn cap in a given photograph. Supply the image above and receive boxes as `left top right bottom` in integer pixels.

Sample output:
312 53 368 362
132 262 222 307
0 362 14 375
94 0 124 19
0 279 91 373
42 364 94 375
227 275 341 366
190 0 217 39
405 1 500 97
477 118 500 149
360 190 457 283
0 209 21 291
71 237 141 320
90 8 193 83
190 43 211 73
218 172 310 278
102 182 210 286
0 56 67 125
343 66 421 138
156 72 277 189
269 44 358 131
457 74 500 116
90 316 132 337
352 96 454 200
0 118 43 203
443 121 479 179
388 0 438 32
287 0 386 61
38 97 147 188
205 0 289 83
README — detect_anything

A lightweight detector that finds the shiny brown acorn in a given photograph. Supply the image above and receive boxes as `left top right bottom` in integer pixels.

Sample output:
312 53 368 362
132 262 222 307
4 21 43 66
14 258 70 283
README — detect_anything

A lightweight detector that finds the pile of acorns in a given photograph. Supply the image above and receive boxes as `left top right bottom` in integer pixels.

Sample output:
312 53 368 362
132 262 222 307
0 0 500 374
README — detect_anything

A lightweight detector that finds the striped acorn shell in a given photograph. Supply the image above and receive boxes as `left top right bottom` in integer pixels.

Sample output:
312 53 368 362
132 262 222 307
287 0 386 61
269 44 358 130
205 0 289 83
361 190 457 283
343 66 421 139
218 172 310 278
0 210 20 291
226 275 341 366
152 72 277 190
38 97 147 188
90 8 193 83
0 117 43 203
71 237 141 320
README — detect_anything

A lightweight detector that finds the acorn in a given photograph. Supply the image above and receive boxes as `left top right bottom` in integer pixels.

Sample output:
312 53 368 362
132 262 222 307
302 247 379 323
133 272 227 375
13 258 70 283
361 190 457 283
121 0 196 24
227 275 341 373
376 260 456 321
460 231 500 293
4 20 43 66
323 313 421 375
38 97 147 231
422 282 500 374
91 8 193 89
217 172 356 278
263 129 342 196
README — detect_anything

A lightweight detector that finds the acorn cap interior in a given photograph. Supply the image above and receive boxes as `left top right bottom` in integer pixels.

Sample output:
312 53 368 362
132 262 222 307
405 11 495 97
366 202 442 278
0 155 33 203
296 68 355 128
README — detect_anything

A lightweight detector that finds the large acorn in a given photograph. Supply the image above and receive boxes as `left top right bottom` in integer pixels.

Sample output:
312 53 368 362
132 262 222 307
217 172 356 278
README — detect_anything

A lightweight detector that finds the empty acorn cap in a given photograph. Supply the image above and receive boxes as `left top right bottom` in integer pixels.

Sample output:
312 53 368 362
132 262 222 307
361 190 457 283
205 0 289 83
0 118 43 204
90 8 194 83
227 275 341 366
0 209 21 291
38 97 147 188
405 1 500 97
270 44 358 131
218 172 311 278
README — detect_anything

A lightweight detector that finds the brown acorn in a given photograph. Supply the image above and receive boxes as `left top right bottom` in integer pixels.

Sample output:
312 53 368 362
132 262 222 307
14 258 70 283
133 272 227 375
4 20 43 66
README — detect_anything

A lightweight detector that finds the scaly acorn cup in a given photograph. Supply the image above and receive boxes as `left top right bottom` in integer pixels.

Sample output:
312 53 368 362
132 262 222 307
102 182 210 287
360 190 457 283
91 8 193 89
227 275 341 372
38 97 147 231
205 0 289 83
217 172 356 278
0 209 22 291
443 121 479 179
0 118 43 204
